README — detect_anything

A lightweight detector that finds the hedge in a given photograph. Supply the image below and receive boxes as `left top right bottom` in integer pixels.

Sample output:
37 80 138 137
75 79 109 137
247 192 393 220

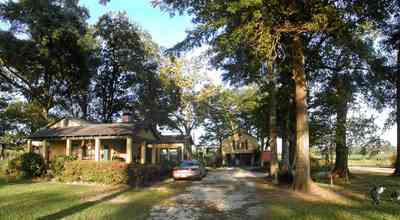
61 160 175 186
50 155 76 177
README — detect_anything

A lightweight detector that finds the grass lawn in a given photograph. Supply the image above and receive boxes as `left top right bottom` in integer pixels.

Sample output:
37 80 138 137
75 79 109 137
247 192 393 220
348 154 393 168
256 170 400 220
0 171 187 220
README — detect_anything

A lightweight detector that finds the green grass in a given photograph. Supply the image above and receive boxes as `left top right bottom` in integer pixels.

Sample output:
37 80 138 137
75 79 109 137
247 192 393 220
257 171 400 220
0 174 186 220
349 159 392 168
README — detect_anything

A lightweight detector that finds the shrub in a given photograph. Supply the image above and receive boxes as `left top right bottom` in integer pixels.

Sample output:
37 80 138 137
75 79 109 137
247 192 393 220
127 162 173 187
60 160 174 186
50 155 76 177
7 152 46 178
61 160 128 185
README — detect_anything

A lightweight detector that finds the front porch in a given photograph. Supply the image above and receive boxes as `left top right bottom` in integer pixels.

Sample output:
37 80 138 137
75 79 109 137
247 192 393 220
28 136 188 164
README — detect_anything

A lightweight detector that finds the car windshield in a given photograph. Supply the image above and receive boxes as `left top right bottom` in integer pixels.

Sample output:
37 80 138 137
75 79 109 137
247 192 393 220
179 161 200 168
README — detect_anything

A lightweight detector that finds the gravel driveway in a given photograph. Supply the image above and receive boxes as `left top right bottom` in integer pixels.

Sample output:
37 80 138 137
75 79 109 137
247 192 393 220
148 167 267 220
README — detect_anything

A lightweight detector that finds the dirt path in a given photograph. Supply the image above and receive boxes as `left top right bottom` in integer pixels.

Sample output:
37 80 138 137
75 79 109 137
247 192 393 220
148 167 267 220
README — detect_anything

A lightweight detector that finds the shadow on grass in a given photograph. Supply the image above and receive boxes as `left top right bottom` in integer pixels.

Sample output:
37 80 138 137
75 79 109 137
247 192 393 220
37 187 130 220
0 176 34 188
257 172 400 220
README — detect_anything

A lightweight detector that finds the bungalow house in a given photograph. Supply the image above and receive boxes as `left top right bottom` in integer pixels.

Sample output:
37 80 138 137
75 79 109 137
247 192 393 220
221 129 259 166
28 116 193 164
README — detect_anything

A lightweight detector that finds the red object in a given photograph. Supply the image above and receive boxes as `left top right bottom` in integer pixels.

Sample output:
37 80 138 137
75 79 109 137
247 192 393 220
261 151 272 162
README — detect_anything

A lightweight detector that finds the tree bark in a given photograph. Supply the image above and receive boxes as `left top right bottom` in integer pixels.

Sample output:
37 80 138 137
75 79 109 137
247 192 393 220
332 78 350 177
394 48 400 175
268 66 279 183
281 108 290 172
291 35 313 192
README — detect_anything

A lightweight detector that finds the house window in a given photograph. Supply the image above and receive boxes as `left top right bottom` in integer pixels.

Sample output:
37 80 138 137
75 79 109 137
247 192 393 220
232 140 235 149
245 140 248 150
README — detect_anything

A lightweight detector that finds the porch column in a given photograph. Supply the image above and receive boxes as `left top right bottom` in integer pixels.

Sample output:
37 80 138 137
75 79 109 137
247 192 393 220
140 142 146 164
167 149 170 161
126 137 133 163
151 146 156 164
66 139 72 156
95 138 101 161
181 145 184 160
27 139 32 152
42 140 48 162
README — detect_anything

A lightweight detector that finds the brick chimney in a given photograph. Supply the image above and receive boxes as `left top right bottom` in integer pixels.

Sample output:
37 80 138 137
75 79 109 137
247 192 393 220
122 112 133 123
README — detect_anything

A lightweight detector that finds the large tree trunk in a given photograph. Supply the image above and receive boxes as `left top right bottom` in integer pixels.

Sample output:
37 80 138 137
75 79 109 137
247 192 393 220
289 111 296 167
269 68 279 183
332 78 350 177
281 108 290 172
394 48 400 175
291 35 313 192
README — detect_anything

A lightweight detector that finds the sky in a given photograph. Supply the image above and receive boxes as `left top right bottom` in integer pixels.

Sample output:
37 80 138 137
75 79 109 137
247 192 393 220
79 0 193 49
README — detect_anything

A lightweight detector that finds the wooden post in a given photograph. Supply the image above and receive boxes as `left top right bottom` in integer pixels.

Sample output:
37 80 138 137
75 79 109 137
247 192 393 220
42 140 48 162
66 139 72 156
181 145 184 161
140 142 146 164
95 138 101 161
167 149 170 161
27 139 32 152
152 146 156 164
126 137 133 163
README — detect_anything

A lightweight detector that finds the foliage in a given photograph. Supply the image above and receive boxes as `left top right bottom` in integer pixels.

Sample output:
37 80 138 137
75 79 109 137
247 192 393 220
6 152 45 178
127 162 174 187
93 12 146 122
50 155 76 177
61 160 129 185
60 160 173 186
159 56 206 136
0 0 95 119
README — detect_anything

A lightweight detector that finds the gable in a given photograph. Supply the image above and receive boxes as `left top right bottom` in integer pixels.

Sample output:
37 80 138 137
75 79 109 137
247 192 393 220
221 131 259 154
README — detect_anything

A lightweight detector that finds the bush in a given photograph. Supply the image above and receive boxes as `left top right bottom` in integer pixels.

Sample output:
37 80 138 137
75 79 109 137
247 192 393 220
60 160 174 186
7 152 46 178
50 155 76 177
127 161 173 187
61 160 128 185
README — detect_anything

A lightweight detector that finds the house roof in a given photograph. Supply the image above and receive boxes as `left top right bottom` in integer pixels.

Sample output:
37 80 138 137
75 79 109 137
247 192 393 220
150 134 194 145
29 122 155 140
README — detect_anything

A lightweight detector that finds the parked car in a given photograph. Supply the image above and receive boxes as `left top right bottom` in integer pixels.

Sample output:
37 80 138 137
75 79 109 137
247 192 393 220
173 160 207 180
